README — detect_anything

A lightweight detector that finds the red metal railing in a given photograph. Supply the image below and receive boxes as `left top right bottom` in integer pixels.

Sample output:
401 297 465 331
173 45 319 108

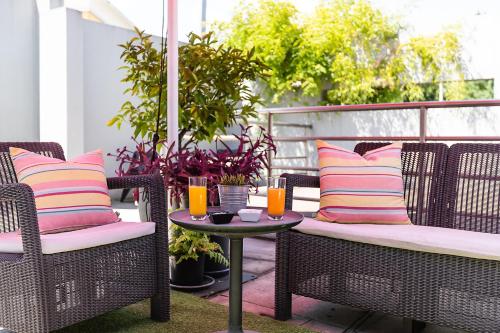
259 99 500 173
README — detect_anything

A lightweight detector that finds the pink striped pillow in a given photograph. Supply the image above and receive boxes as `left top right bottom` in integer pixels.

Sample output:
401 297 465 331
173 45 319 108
316 141 411 224
9 148 119 234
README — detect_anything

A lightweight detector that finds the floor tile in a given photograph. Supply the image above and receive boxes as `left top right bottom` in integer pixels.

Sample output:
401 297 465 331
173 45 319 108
228 271 276 307
353 313 402 333
300 319 346 333
355 313 467 333
243 237 276 261
292 296 366 329
209 294 274 317
243 258 276 275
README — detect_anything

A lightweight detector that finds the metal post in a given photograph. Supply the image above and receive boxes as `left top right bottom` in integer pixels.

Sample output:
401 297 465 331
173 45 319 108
167 0 179 153
228 238 243 333
267 112 273 178
419 106 427 143
201 0 207 33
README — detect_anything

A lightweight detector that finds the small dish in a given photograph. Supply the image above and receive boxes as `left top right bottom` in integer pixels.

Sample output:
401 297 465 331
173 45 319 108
238 209 262 222
208 211 234 224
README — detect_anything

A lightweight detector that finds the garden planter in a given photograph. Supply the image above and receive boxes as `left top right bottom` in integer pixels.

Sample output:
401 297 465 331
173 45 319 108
218 185 249 214
205 235 230 277
170 255 206 286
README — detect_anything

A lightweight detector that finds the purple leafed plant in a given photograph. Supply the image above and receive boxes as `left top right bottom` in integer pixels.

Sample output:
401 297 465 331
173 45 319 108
112 125 276 205
160 146 221 205
211 125 275 188
109 138 162 201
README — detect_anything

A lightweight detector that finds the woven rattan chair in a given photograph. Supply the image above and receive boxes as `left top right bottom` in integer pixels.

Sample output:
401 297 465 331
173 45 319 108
275 142 500 332
0 142 169 332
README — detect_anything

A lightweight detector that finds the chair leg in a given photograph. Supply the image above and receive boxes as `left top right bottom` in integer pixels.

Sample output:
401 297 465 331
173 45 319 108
275 231 292 321
403 318 426 333
151 291 170 322
275 289 292 320
151 228 170 322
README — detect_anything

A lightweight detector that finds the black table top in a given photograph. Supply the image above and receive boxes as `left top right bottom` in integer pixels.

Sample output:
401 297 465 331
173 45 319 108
168 208 304 238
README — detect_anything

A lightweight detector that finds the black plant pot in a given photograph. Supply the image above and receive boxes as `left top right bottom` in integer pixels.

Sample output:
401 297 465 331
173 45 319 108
204 235 230 277
170 255 206 286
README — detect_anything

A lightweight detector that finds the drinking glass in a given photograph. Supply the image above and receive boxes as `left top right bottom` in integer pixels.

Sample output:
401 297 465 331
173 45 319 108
267 177 286 220
189 177 207 220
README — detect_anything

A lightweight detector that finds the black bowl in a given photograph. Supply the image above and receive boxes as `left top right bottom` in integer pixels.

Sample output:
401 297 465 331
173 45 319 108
208 211 234 224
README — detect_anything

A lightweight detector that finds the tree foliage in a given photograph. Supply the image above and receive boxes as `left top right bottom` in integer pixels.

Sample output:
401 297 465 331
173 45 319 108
218 0 465 105
109 28 268 144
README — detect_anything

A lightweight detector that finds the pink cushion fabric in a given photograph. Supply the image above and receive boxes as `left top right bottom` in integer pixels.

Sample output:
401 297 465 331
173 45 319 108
0 222 156 254
9 148 119 234
294 217 500 261
316 140 411 224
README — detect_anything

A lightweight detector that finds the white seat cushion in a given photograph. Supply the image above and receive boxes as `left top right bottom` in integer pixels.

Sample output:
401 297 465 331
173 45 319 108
293 217 500 261
0 222 156 254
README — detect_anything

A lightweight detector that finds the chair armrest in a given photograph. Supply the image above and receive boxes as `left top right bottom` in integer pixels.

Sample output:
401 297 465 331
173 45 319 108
107 174 167 225
281 173 320 210
0 183 43 259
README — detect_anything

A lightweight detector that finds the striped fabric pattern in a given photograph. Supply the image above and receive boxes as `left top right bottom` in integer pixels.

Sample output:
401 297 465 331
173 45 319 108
316 140 411 224
10 147 119 234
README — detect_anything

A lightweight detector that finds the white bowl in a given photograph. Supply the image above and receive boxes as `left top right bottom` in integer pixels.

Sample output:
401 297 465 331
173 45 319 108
238 209 262 222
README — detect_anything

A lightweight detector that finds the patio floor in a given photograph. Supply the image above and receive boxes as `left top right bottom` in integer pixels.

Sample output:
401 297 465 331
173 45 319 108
113 199 466 333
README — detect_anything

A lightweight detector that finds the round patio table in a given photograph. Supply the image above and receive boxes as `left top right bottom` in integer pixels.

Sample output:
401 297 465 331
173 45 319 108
169 208 304 333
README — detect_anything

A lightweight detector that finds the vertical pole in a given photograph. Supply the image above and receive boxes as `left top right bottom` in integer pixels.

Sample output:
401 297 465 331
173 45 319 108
228 238 243 333
419 106 427 143
267 112 273 178
201 0 207 33
416 106 428 225
167 0 179 153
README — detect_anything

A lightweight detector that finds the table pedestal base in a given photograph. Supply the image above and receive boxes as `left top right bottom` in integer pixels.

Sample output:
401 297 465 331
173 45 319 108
169 209 304 333
215 239 261 333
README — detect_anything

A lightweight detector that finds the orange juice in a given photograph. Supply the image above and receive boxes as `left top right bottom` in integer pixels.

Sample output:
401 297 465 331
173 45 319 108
189 185 207 217
268 188 285 217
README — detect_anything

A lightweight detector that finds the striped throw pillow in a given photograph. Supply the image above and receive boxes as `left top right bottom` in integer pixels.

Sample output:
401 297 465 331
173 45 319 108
316 141 411 224
10 147 119 234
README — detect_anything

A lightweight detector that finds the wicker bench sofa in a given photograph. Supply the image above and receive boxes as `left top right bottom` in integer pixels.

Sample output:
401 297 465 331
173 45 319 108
275 142 500 332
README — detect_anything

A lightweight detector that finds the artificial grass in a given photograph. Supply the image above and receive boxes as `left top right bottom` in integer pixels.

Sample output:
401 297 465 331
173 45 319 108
56 291 317 333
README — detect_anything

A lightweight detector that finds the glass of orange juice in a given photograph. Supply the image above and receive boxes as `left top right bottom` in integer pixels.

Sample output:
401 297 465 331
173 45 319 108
267 177 286 220
189 177 207 220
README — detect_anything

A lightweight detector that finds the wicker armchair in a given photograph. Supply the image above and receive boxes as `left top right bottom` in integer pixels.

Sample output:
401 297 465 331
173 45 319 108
0 142 169 332
275 142 500 332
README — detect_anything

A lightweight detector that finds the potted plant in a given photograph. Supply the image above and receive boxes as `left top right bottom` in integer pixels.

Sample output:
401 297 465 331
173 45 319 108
218 174 250 214
109 30 269 286
169 224 228 286
111 126 276 281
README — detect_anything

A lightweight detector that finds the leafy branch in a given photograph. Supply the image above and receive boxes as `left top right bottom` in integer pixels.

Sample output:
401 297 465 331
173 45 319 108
109 28 269 144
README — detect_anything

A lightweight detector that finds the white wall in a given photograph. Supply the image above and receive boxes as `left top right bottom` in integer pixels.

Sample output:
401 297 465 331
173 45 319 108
38 7 86 158
0 0 39 141
82 20 139 177
37 9 158 177
0 2 162 178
